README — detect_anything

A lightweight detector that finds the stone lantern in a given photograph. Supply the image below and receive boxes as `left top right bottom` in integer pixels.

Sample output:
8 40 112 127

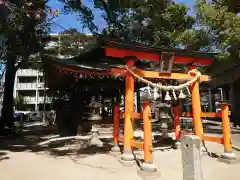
84 97 104 147
155 101 172 137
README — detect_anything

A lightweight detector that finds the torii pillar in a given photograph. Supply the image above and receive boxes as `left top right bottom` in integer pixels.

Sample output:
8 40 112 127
121 60 135 163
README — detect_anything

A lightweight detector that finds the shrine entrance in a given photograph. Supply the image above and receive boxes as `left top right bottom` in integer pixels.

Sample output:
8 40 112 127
43 37 235 172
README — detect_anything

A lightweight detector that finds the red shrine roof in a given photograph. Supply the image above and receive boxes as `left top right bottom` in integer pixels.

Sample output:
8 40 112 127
43 36 216 90
95 37 216 66
72 36 216 64
43 36 217 77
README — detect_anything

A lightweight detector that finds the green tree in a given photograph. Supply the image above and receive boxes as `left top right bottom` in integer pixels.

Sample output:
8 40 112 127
210 0 240 13
196 0 240 127
196 0 240 72
0 1 50 134
61 0 211 50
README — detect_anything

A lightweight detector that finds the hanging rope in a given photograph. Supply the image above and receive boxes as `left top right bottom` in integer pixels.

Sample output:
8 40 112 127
114 66 136 78
118 65 201 91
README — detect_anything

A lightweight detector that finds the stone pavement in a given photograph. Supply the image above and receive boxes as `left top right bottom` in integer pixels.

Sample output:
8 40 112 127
1 141 240 180
232 134 240 150
1 121 240 180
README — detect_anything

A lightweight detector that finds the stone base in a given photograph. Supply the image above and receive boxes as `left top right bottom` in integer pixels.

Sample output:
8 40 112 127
218 152 237 164
109 151 122 156
111 145 121 152
140 163 158 172
121 151 135 161
119 151 135 166
110 145 121 155
137 167 161 180
88 136 103 147
118 158 136 166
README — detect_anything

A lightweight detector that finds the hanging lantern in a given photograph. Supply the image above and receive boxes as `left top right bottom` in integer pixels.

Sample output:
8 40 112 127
164 91 171 101
179 90 186 99
120 95 124 106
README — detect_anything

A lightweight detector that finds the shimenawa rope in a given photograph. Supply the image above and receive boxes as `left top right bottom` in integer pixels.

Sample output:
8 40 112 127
116 65 201 91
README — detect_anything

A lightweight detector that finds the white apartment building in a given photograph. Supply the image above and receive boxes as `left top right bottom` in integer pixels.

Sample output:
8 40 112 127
13 69 52 111
13 33 59 112
13 33 93 111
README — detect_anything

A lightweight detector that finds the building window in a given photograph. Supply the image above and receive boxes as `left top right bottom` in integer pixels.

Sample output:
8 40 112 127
18 77 37 83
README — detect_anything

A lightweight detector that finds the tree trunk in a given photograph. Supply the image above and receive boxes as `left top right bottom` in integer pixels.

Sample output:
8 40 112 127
0 53 17 135
231 78 240 126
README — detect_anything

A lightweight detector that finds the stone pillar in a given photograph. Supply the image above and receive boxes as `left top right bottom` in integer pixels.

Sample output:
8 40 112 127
88 124 103 147
181 135 203 180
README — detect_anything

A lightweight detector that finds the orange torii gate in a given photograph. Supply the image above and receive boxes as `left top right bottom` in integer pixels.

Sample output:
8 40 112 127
111 66 235 171
44 38 236 172
101 40 236 171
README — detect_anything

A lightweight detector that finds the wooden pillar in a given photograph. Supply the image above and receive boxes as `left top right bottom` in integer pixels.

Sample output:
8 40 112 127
143 102 153 163
136 89 141 113
113 105 120 145
220 102 236 160
173 105 181 141
111 105 121 153
140 102 157 172
208 88 213 112
191 70 204 138
221 103 232 152
121 60 135 161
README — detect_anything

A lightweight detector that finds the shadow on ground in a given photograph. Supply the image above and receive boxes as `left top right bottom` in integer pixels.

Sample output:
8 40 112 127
0 122 177 161
0 152 10 162
0 123 114 159
2 120 236 162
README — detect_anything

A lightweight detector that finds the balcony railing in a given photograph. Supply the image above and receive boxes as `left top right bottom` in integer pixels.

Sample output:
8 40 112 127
38 97 52 103
24 97 36 104
16 83 46 90
23 96 52 104
17 69 43 76
37 83 45 89
17 83 37 89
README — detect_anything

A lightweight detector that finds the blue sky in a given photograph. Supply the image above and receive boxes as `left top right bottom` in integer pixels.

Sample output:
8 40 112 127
48 0 195 34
